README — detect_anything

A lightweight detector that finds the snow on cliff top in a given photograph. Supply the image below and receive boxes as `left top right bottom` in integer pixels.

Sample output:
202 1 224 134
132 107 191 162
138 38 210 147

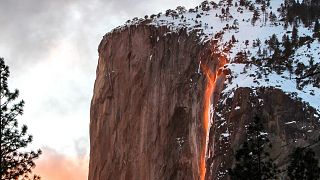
223 63 320 112
111 0 320 113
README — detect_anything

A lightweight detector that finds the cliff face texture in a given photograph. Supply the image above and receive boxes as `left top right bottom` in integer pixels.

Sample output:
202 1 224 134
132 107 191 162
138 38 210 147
89 24 217 180
207 87 320 179
89 24 320 179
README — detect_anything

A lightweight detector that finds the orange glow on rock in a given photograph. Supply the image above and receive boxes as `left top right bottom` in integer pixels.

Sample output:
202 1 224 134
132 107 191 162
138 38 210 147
200 55 227 180
200 64 215 180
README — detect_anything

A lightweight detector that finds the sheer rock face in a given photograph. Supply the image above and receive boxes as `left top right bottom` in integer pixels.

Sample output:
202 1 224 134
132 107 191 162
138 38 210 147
89 24 215 180
89 24 320 180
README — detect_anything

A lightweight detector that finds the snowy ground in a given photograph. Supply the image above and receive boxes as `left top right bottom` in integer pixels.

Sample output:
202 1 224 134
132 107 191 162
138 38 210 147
224 63 320 113
113 0 320 112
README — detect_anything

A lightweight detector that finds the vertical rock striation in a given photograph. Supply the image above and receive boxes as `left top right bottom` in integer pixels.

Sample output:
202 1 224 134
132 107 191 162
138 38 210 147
89 24 220 180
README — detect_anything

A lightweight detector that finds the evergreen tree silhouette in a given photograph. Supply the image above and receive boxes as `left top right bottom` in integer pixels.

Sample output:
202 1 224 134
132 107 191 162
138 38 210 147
287 147 320 180
229 116 279 180
292 25 299 46
0 57 42 180
314 19 320 38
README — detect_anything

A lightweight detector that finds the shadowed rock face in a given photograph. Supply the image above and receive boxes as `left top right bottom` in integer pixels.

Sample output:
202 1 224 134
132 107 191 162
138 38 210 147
89 24 320 180
207 87 320 179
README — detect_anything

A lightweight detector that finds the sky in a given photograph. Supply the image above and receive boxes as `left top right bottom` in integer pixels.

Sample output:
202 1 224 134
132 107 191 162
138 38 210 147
0 0 204 179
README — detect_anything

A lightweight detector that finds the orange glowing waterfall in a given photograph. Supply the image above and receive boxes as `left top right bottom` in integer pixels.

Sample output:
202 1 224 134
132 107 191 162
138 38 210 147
200 55 227 180
200 64 215 180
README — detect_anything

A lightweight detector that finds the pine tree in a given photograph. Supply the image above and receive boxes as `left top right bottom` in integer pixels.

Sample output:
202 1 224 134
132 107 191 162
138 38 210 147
245 40 249 48
256 38 261 47
229 116 279 180
240 0 246 6
268 34 279 51
252 40 257 48
314 19 320 33
0 58 41 179
257 47 262 56
252 9 260 26
309 57 314 67
287 147 320 180
234 51 248 63
283 34 292 58
222 8 225 16
292 25 299 46
269 12 277 25
314 19 320 38
232 35 237 43
272 47 282 74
